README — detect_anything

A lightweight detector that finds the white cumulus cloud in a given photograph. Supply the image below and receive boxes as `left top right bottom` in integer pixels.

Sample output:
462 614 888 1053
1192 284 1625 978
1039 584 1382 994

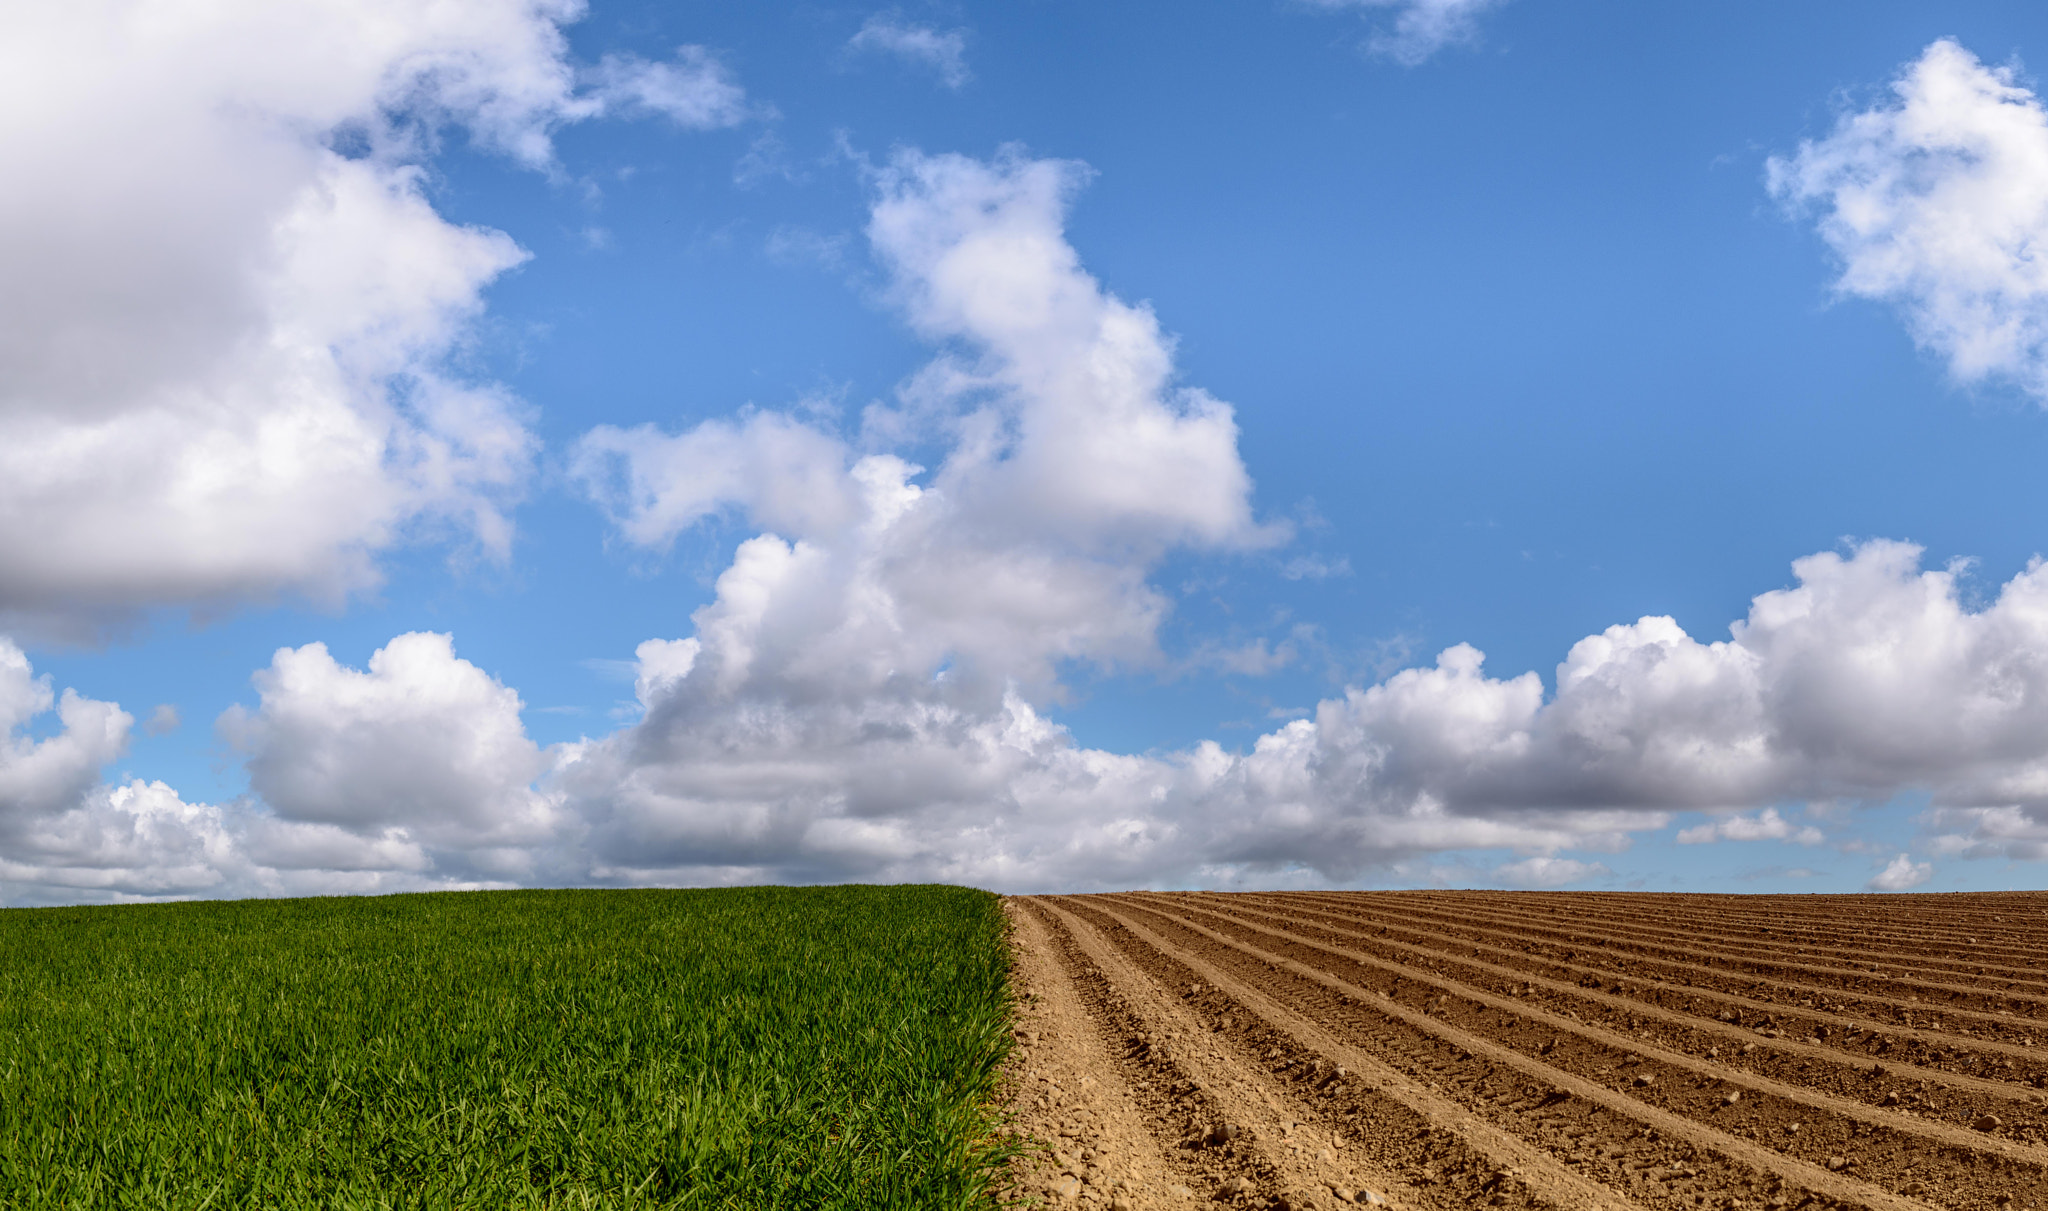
1770 39 2048 401
0 1 750 637
558 148 1290 889
219 633 561 880
0 633 569 903
0 639 131 829
847 12 971 89
1868 852 1933 891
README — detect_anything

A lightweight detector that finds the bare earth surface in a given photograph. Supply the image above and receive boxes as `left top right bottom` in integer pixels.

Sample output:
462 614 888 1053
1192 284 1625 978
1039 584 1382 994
993 892 2048 1211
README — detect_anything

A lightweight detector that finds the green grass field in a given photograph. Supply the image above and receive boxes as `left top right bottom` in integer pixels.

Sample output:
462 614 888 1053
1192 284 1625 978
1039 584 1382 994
0 885 1016 1209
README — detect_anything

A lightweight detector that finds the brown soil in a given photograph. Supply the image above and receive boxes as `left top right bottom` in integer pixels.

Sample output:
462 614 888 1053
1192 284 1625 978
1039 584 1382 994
993 891 2048 1211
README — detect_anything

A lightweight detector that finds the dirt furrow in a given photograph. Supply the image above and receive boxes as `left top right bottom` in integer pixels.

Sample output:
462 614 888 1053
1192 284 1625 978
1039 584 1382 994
1453 894 2048 987
1001 897 1274 1208
1226 893 2048 1104
1038 897 1453 1211
1088 895 1953 1211
1253 894 2048 1046
1117 894 2048 1210
1047 896 1648 1211
1314 895 2048 994
1395 894 2048 972
1287 893 2048 1015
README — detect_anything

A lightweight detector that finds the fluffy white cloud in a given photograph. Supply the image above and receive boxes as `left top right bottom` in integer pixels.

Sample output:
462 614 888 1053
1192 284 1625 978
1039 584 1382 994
1304 0 1507 66
0 1 748 635
1868 852 1933 892
865 151 1275 555
0 635 565 903
219 633 560 878
1769 39 2048 400
0 640 130 828
574 149 1278 695
554 149 1280 886
847 13 970 89
0 780 237 901
1675 807 1824 846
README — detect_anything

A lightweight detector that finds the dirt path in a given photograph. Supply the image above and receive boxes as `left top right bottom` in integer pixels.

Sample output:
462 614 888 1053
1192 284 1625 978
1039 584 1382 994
998 891 2048 1211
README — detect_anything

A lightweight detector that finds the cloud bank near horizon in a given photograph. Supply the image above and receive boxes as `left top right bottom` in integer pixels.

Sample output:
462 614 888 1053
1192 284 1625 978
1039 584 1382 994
14 535 2048 902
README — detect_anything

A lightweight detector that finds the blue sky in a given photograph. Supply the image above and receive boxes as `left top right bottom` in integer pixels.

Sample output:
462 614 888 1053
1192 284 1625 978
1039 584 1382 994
8 0 2048 902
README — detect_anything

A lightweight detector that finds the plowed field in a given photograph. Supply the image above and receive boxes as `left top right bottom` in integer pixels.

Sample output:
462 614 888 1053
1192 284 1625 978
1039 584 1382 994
998 892 2048 1211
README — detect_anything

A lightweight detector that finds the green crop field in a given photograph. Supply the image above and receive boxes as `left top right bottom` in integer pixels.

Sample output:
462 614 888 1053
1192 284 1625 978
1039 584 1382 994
0 884 1017 1209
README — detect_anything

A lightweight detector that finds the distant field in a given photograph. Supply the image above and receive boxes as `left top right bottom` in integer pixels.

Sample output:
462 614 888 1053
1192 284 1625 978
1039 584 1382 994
0 885 1015 1209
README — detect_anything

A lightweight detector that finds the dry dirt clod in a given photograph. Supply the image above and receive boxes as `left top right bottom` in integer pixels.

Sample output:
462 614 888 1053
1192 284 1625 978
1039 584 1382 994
1216 1175 1254 1198
1974 1113 2003 1132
